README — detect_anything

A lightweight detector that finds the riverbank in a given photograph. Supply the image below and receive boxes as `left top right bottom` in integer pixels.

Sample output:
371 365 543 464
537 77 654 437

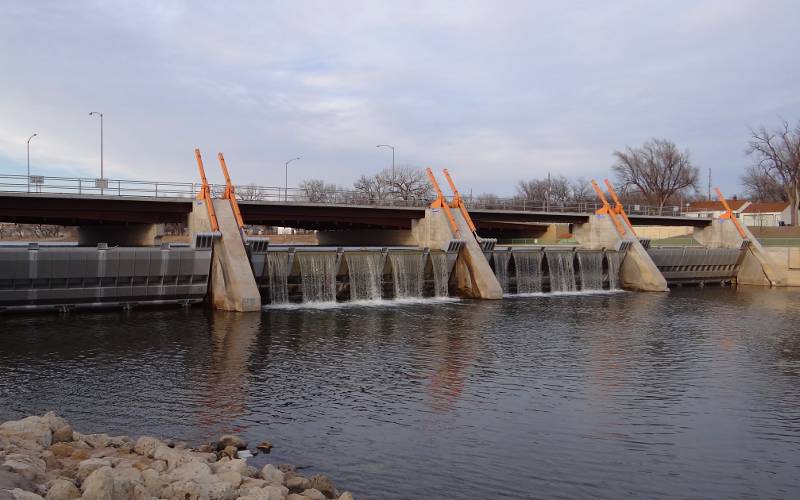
0 413 355 500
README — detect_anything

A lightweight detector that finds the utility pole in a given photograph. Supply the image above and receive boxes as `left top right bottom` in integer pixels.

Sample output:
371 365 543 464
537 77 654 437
376 144 395 179
708 168 711 201
89 112 104 193
285 157 300 202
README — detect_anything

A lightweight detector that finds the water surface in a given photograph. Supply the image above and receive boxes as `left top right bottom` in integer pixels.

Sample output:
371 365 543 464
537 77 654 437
1 288 799 499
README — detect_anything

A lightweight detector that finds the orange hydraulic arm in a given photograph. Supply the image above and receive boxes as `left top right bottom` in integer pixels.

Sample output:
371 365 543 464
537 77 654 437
442 169 477 235
426 168 460 235
194 148 219 232
217 152 245 231
715 187 748 239
591 179 626 237
603 179 636 237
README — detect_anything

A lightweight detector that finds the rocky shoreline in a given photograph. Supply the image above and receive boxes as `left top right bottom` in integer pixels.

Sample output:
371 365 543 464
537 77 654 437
0 413 356 500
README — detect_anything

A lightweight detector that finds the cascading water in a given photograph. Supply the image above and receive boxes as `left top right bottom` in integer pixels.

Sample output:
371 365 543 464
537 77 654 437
493 252 511 293
345 253 384 301
266 252 290 304
546 251 577 292
430 252 449 297
389 252 424 299
606 251 621 290
513 251 543 294
577 251 604 291
297 253 337 302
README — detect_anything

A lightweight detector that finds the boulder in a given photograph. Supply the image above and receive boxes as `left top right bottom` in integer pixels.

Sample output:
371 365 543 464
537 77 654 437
337 493 354 500
132 436 163 458
308 475 336 498
0 416 52 448
166 461 212 484
238 477 267 494
285 476 310 493
50 426 73 444
8 489 44 500
2 453 47 482
221 445 238 460
39 413 69 434
239 485 288 500
215 435 246 451
81 434 111 449
215 470 242 489
48 443 74 459
44 479 80 500
153 445 197 471
108 465 142 499
260 464 284 486
80 467 114 500
140 469 166 498
212 458 248 477
286 494 310 500
256 441 273 453
76 458 111 482
301 488 326 500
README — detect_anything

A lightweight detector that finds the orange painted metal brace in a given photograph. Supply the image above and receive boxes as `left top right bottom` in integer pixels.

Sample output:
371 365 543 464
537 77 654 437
194 148 219 232
603 179 636 237
217 152 245 231
591 179 627 237
443 169 477 235
426 168 460 236
715 187 748 239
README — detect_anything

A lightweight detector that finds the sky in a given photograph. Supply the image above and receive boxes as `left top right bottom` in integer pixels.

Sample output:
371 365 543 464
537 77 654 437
1 0 799 197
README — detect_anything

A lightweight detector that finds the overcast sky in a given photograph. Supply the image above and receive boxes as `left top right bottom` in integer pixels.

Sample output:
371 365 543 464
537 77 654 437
1 0 798 196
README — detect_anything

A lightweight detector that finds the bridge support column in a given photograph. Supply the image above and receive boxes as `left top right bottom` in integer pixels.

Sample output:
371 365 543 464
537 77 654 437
573 215 668 292
77 224 159 246
695 219 783 286
190 199 261 311
412 208 502 299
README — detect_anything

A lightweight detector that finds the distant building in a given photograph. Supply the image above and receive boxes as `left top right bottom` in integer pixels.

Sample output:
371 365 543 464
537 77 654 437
741 201 795 227
683 199 749 219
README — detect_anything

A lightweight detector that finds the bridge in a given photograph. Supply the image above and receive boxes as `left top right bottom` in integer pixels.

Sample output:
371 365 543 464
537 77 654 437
0 167 786 313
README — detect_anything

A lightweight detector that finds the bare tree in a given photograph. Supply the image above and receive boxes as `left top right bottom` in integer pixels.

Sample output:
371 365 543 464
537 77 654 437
353 165 432 204
612 138 699 214
300 179 340 203
570 177 593 204
741 165 786 202
516 178 549 201
746 120 800 225
237 183 268 201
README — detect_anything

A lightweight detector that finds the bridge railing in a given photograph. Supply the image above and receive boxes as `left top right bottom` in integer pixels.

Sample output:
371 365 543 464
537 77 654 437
0 173 690 217
0 174 198 198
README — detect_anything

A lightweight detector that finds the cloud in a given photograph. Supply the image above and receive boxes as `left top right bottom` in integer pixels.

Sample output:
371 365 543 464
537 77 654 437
0 0 798 195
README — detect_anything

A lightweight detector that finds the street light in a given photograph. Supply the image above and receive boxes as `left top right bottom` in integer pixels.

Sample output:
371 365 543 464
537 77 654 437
285 157 300 202
376 144 395 178
89 112 104 190
26 133 37 192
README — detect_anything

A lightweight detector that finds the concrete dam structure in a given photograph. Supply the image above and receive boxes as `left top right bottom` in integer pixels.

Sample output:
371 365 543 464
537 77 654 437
0 162 792 312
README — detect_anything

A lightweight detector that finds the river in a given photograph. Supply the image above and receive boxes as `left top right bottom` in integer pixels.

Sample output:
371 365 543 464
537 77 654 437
1 287 799 499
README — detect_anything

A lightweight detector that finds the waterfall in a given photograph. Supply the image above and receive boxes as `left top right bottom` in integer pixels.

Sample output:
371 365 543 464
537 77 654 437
345 253 384 301
493 252 511 293
606 251 621 290
546 251 577 292
297 253 337 302
266 252 290 304
577 252 604 291
389 252 424 298
430 252 449 297
513 251 542 294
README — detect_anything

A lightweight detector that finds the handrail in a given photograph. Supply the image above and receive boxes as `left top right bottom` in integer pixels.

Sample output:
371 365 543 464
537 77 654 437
217 153 245 231
194 149 219 232
443 168 477 235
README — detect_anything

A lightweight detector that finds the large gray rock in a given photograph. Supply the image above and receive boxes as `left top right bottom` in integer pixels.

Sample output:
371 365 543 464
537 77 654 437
308 475 336 498
260 464 284 486
238 485 288 500
215 435 247 451
76 458 111 482
211 458 248 476
215 470 242 489
80 467 114 500
80 434 111 449
8 489 44 500
0 416 52 448
301 488 326 500
109 465 142 499
132 436 163 458
337 493 354 500
44 479 80 500
285 476 310 493
2 454 47 482
50 426 73 444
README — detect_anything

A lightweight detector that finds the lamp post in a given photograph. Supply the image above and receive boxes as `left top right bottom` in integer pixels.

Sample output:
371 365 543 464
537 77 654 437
285 157 300 202
89 112 104 192
26 133 37 193
376 144 395 178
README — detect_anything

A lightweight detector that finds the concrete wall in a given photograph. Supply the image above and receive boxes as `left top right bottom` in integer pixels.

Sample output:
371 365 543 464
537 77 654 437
190 199 261 311
411 208 502 299
77 224 158 246
633 225 693 240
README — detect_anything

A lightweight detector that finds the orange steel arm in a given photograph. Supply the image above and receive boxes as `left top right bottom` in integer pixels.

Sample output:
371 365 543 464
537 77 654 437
591 179 626 237
426 167 460 235
442 168 477 234
715 187 748 239
194 148 219 232
217 153 245 230
603 179 636 236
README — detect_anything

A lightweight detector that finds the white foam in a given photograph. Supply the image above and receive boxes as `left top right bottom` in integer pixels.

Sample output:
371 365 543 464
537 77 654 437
263 296 460 311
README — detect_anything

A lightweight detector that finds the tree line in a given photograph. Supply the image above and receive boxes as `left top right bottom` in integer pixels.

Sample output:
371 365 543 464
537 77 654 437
242 118 799 224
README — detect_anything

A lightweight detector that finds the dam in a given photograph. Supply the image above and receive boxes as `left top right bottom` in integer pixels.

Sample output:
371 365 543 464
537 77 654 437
0 162 795 312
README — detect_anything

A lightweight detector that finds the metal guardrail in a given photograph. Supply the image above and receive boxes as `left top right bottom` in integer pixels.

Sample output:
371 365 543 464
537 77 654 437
0 173 695 217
